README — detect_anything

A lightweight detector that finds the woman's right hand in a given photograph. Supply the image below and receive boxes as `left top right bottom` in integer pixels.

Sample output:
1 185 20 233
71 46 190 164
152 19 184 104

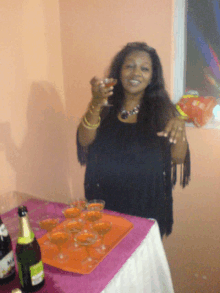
90 76 117 107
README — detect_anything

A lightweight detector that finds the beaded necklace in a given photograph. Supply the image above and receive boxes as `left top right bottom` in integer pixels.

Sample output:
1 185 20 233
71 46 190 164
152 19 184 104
120 104 140 119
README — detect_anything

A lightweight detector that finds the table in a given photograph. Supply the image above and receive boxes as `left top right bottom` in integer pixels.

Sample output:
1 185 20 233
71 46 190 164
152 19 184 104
1 198 174 293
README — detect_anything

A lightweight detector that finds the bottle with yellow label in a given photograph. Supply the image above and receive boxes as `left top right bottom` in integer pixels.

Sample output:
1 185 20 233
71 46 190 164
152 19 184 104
16 206 45 292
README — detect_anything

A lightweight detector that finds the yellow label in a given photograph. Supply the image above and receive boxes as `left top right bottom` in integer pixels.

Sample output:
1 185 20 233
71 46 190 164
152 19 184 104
182 94 199 98
30 261 44 286
176 105 188 119
17 260 44 287
17 232 35 244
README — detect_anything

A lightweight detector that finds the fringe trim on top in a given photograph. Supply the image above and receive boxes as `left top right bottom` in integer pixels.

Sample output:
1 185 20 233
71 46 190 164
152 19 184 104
171 144 191 189
181 145 191 187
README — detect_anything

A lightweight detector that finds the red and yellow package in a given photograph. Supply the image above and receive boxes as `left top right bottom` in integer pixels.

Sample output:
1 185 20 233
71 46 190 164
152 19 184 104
176 94 217 127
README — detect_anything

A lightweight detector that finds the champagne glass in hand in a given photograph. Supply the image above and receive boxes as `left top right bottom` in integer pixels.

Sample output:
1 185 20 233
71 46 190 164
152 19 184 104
74 230 98 268
103 78 117 107
91 77 117 108
49 231 70 263
91 220 112 254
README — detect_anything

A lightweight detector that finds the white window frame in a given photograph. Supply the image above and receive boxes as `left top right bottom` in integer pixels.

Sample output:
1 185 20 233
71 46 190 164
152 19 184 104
173 0 220 129
173 0 187 104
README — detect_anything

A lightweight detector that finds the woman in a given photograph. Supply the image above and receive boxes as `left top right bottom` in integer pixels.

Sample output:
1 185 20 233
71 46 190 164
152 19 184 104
77 42 190 237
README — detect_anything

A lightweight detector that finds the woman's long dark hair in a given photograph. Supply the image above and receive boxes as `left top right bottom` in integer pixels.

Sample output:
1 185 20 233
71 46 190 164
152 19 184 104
107 42 178 132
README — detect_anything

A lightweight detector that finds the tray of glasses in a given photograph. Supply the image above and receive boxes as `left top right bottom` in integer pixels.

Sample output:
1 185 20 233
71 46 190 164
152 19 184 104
37 213 134 274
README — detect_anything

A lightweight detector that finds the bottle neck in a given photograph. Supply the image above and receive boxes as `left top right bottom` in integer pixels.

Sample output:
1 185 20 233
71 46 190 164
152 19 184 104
17 214 35 244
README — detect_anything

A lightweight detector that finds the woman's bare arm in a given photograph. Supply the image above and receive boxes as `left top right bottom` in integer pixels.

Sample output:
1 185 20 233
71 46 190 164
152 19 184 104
77 103 102 147
77 77 116 147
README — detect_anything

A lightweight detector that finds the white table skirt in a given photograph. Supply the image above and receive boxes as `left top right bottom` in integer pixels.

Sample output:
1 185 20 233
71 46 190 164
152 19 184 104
102 220 174 293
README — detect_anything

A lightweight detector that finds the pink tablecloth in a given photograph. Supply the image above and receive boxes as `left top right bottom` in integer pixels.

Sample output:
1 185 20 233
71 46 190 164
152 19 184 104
1 198 154 293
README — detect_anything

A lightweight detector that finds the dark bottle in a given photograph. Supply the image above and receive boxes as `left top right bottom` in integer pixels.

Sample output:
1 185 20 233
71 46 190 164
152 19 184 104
16 206 45 292
0 216 16 285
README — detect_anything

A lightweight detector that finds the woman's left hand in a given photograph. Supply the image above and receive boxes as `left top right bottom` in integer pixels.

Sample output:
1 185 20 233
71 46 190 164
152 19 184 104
157 117 186 144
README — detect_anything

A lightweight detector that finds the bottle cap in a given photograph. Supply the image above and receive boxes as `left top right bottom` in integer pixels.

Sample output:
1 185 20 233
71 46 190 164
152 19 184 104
18 206 28 217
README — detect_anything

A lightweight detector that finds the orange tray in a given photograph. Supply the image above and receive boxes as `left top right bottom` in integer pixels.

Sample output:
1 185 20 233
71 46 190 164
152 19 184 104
38 213 134 274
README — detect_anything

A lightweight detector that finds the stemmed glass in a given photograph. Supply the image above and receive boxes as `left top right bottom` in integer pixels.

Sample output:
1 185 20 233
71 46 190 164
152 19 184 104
87 199 105 211
48 230 70 263
102 78 117 107
82 199 105 228
39 218 60 247
74 230 98 268
69 198 88 211
62 205 82 220
81 209 103 224
91 220 112 254
64 218 85 250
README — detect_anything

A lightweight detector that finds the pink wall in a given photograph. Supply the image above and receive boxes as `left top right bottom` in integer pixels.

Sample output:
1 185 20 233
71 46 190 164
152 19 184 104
163 127 220 292
0 0 220 291
0 0 69 202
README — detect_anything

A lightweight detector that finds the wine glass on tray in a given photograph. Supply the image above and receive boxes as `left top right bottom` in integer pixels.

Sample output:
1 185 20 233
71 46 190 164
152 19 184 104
74 229 98 268
64 218 85 250
69 198 88 211
91 220 112 254
48 230 70 263
62 206 82 220
81 209 103 225
87 199 105 211
39 218 60 246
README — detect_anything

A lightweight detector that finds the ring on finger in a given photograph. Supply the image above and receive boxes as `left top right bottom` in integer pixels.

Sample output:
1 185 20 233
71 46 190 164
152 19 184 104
99 84 104 90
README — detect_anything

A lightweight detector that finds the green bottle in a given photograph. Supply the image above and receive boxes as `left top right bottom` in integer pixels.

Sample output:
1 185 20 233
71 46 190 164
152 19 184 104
16 206 45 292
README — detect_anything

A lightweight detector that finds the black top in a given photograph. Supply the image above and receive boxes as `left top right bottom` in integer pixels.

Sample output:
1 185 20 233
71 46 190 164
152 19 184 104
77 109 190 237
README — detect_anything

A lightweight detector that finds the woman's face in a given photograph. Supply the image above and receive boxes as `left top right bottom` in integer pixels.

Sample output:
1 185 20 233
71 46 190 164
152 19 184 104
120 50 153 98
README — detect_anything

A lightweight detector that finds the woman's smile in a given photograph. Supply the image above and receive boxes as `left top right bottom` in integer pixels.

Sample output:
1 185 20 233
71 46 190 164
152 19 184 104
128 79 141 86
120 50 153 99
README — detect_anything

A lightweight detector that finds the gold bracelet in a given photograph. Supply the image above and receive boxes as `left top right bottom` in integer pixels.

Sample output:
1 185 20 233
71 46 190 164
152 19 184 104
88 108 100 115
84 115 100 127
81 118 99 129
82 115 101 129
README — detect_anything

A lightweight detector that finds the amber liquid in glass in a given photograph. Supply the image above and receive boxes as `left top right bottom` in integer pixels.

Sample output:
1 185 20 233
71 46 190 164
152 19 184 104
76 232 97 246
70 200 87 210
104 79 117 88
84 211 102 222
39 219 59 232
87 203 104 211
92 222 111 236
50 232 69 249
66 221 84 233
63 207 81 219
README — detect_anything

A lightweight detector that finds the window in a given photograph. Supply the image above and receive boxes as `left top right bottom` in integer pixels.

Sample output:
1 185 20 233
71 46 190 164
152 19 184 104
173 0 220 128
